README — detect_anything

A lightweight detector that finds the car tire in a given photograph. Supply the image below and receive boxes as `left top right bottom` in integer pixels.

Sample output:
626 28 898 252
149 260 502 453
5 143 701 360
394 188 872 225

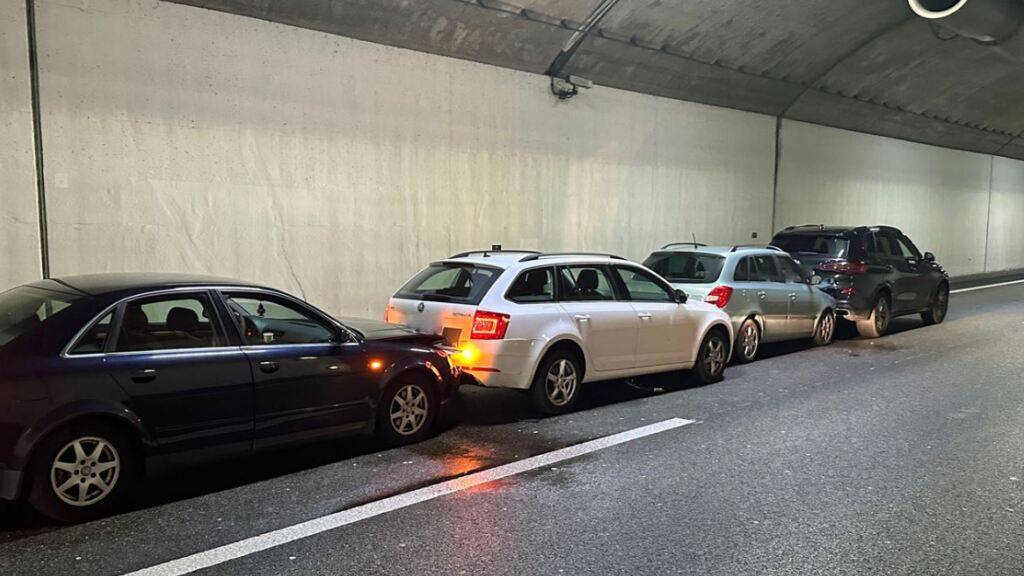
693 329 728 385
377 375 437 446
732 318 760 363
529 349 582 416
856 294 890 339
812 309 836 346
27 421 139 523
921 282 949 325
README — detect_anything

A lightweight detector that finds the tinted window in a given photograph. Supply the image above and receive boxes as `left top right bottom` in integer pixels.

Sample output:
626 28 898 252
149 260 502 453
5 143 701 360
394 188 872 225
733 257 751 282
115 294 222 352
507 268 554 303
70 312 114 354
558 266 616 301
897 236 921 259
777 257 806 283
224 294 337 346
872 233 900 257
750 255 782 282
395 264 501 305
643 252 725 284
612 267 675 302
772 235 851 258
0 286 81 348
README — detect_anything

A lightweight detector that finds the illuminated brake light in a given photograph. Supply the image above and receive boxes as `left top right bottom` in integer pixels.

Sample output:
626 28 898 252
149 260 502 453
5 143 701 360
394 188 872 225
470 310 510 340
704 285 733 309
818 260 867 275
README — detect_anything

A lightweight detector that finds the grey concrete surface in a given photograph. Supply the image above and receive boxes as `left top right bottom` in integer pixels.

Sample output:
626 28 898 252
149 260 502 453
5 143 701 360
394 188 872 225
1 282 1021 575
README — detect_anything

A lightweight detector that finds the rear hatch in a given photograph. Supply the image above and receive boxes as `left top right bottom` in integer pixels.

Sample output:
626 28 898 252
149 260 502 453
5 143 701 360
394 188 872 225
770 234 852 277
642 250 725 303
385 261 504 345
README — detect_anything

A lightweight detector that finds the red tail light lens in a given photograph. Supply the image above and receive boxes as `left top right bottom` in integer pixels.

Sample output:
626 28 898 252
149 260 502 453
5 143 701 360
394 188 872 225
818 260 868 275
470 310 510 340
704 285 733 309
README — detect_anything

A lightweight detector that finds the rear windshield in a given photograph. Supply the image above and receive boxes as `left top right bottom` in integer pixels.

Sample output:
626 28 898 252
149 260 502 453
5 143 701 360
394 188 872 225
771 235 851 258
0 286 82 348
394 263 502 305
643 252 725 284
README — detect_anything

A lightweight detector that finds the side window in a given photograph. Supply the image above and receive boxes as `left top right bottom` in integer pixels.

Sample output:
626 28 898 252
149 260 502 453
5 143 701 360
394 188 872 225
70 312 114 354
223 293 337 346
776 257 806 284
733 257 751 282
873 233 899 257
750 255 782 282
507 268 554 303
897 235 921 259
612 266 675 302
115 294 222 352
558 266 616 302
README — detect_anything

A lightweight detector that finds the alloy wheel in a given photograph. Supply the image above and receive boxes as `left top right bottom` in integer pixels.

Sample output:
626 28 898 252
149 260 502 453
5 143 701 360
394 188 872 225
389 384 429 436
545 359 578 406
874 298 890 333
934 286 949 322
818 311 835 343
741 322 759 360
50 436 121 507
703 336 726 377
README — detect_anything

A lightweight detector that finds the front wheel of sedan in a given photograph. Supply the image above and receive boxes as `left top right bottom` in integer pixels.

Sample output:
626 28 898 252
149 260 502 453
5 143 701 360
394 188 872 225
530 350 582 416
856 295 890 339
921 283 949 325
693 329 728 385
732 318 760 364
812 309 836 346
27 422 139 523
377 376 437 446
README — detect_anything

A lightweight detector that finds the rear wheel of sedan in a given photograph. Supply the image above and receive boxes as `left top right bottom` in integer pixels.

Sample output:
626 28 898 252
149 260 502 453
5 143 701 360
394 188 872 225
530 350 582 416
812 309 836 346
377 375 437 446
921 282 949 325
732 318 760 363
27 422 139 523
856 294 890 339
693 329 728 384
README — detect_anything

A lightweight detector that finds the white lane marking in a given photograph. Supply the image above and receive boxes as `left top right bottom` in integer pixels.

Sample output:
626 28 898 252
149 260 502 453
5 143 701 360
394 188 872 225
950 279 1024 294
123 417 694 576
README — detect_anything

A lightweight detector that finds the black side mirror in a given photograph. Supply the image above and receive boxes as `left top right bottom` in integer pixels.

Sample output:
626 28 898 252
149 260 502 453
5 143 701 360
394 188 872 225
923 252 935 262
675 289 688 304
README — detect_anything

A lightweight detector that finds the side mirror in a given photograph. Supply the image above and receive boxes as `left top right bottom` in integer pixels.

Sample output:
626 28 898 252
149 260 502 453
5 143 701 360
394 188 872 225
923 252 935 262
675 289 688 304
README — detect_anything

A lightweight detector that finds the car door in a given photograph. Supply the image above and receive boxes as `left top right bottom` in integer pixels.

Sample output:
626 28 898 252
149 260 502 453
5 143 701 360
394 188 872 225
103 291 254 458
895 234 929 310
776 255 817 337
611 265 695 367
220 291 371 449
557 265 638 372
748 255 790 342
874 231 921 313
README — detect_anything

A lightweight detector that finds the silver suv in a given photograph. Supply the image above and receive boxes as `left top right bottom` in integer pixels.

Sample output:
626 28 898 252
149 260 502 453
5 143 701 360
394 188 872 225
642 243 838 363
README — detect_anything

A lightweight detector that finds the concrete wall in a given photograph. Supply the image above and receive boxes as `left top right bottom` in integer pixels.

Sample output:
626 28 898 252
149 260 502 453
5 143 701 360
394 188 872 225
2 0 1022 316
32 0 775 317
775 121 1009 276
0 1 42 288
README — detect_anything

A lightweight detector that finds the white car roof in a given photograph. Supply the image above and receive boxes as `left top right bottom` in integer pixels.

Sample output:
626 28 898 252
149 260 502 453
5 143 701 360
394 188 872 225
440 253 631 271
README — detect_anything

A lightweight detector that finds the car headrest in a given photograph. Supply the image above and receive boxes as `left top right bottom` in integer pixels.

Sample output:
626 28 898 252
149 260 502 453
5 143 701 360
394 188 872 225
123 307 150 330
166 307 200 332
577 269 599 291
525 270 548 292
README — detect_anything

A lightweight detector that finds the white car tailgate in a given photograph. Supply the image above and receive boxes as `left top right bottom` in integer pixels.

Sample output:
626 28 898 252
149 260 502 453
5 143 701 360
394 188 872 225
387 298 476 345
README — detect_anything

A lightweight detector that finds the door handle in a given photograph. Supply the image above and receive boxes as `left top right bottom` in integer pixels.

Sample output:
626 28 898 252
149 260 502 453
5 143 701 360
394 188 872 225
789 293 798 300
637 313 652 319
757 291 767 299
258 361 280 374
131 369 157 383
573 314 591 321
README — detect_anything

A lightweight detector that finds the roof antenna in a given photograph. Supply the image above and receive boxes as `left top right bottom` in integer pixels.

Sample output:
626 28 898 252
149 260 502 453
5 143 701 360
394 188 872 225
691 232 697 245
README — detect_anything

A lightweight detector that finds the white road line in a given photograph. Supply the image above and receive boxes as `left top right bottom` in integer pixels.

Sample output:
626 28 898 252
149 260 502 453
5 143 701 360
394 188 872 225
123 417 694 576
950 279 1024 294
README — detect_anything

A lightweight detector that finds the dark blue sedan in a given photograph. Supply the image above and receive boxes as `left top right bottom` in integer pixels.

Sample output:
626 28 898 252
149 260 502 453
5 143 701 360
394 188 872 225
0 273 459 522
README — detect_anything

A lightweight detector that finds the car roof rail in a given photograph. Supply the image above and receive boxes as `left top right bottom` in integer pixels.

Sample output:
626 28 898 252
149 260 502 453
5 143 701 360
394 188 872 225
730 244 784 253
519 252 627 262
781 224 826 232
661 241 708 249
449 248 541 259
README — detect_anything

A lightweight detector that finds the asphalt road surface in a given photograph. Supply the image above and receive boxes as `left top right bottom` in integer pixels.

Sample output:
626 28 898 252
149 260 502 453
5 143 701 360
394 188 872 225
2 282 1022 576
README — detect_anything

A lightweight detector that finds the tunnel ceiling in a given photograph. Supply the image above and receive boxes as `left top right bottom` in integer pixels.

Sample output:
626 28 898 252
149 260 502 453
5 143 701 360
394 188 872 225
167 0 1024 160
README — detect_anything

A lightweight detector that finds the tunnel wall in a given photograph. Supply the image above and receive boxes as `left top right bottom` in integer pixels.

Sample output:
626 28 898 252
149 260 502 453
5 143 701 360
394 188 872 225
2 0 1023 316
0 1 42 289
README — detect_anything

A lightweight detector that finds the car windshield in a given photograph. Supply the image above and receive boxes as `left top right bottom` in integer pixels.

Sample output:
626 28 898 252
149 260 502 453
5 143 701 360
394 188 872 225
395 263 502 305
0 286 82 348
643 252 725 284
772 235 851 258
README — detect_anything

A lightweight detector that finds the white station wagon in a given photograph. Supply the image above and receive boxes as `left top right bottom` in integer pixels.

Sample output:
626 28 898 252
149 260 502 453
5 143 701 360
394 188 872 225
386 249 734 414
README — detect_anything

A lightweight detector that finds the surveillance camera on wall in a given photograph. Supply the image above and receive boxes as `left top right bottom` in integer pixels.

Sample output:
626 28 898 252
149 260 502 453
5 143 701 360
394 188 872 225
550 75 593 100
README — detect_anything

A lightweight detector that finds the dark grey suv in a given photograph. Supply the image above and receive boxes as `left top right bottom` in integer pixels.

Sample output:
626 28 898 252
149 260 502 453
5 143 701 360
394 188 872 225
770 225 949 338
